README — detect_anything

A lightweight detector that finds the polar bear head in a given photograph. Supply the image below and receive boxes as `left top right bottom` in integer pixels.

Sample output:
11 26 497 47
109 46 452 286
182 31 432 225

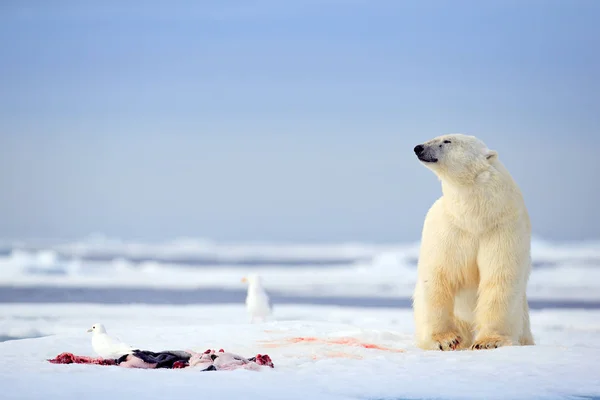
413 134 498 185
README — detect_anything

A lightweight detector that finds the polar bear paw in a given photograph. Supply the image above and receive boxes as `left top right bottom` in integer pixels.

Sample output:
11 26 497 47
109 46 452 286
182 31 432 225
431 331 462 351
471 334 512 350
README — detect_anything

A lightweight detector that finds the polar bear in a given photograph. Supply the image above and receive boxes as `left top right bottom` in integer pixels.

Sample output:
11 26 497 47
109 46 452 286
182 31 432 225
412 134 534 351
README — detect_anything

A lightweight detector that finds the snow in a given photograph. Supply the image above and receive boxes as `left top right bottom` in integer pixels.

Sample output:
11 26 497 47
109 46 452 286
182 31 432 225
0 236 599 302
1 304 599 400
0 236 599 398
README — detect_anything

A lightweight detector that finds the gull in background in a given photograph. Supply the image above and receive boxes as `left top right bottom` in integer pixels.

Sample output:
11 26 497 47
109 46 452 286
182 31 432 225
241 274 273 323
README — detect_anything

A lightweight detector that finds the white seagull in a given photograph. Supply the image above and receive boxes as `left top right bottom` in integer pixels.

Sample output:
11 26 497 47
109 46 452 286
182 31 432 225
87 323 135 359
241 274 272 323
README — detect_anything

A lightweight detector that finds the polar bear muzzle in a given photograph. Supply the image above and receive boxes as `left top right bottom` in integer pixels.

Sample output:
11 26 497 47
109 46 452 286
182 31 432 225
413 144 438 163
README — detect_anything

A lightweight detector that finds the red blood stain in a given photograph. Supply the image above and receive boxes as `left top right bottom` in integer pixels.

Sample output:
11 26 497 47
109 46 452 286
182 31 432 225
47 352 116 365
254 354 274 368
261 336 404 353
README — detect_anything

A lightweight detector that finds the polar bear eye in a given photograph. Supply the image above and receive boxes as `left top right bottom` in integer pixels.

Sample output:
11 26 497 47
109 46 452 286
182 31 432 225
443 140 451 144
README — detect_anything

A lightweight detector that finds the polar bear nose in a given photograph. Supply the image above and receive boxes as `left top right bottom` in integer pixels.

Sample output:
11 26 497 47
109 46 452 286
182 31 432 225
414 145 425 155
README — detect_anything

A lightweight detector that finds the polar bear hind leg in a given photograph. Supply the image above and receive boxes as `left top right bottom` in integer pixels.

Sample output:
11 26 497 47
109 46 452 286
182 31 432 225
519 295 535 345
471 230 530 350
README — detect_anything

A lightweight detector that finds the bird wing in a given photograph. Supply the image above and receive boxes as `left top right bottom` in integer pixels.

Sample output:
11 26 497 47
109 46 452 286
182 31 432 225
104 335 134 352
260 288 273 311
248 293 272 314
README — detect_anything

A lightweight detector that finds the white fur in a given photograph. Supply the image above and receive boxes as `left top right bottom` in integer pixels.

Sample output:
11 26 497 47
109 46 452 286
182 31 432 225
412 134 534 351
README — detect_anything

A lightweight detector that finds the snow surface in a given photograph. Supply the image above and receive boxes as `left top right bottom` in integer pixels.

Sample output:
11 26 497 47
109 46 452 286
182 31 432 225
1 304 599 400
1 236 599 398
1 236 599 301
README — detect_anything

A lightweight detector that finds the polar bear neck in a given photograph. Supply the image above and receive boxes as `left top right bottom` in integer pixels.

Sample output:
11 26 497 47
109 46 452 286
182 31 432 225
440 160 524 233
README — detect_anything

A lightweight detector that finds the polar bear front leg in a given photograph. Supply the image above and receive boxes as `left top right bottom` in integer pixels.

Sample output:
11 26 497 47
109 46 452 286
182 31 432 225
472 229 530 350
414 276 461 350
423 274 463 351
413 201 477 351
414 239 466 349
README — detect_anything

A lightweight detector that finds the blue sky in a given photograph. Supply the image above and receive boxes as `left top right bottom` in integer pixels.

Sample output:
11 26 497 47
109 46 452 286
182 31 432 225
0 0 599 243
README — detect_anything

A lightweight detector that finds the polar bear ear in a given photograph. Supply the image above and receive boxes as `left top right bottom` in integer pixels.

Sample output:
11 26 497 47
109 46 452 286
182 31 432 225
485 149 498 161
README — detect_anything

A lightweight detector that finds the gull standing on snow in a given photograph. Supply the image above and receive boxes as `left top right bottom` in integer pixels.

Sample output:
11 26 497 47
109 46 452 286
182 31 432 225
87 323 135 359
241 274 272 323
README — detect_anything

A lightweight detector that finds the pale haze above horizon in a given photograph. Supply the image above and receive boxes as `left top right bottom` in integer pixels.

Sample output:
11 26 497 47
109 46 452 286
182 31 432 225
1 1 599 244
